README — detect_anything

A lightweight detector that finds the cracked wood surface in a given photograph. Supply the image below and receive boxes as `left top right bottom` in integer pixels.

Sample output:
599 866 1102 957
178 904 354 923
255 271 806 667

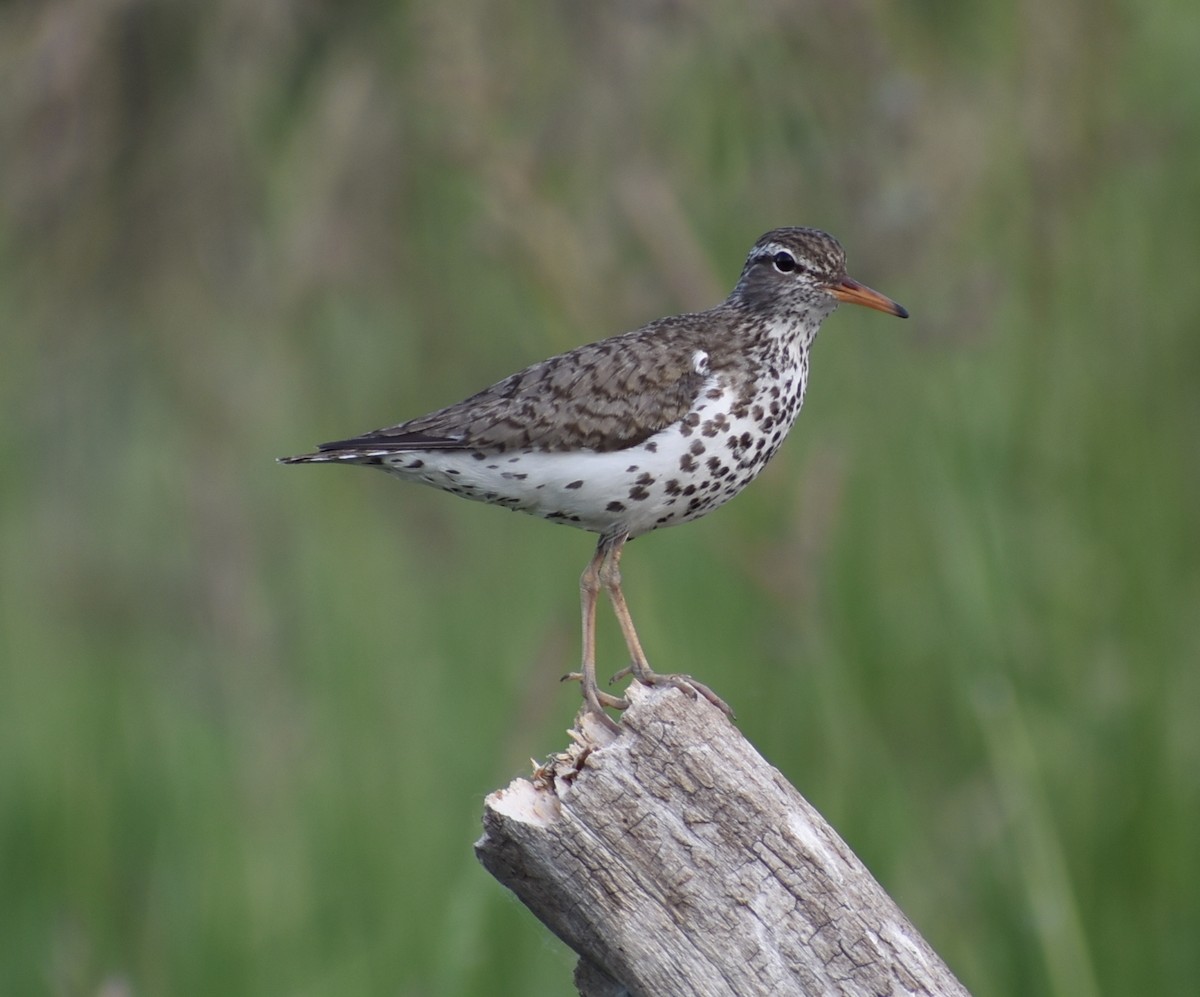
476 684 971 997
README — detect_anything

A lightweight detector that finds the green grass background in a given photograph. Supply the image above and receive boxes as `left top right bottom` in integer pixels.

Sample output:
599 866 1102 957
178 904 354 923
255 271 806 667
3 1 1198 994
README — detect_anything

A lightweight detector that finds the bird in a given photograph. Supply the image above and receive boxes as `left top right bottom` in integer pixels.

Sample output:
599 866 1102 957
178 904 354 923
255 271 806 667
280 227 907 730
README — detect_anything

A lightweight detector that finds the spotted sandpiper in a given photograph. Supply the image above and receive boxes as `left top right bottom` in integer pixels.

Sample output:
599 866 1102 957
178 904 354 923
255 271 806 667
281 227 907 729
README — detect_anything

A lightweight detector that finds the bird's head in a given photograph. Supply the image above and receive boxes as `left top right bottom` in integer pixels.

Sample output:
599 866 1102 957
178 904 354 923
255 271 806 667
731 227 908 326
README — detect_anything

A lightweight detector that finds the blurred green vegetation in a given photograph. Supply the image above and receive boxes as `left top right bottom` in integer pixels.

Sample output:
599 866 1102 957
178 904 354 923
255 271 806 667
2 0 1198 994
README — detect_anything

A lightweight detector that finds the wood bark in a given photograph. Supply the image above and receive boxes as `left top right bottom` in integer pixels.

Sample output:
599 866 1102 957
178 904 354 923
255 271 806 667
476 683 971 997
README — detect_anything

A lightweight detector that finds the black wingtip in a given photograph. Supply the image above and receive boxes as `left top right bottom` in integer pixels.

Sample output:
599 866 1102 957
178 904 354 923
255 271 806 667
313 431 464 452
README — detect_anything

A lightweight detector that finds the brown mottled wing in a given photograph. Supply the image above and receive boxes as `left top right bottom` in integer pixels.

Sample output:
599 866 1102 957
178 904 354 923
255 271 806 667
315 314 714 455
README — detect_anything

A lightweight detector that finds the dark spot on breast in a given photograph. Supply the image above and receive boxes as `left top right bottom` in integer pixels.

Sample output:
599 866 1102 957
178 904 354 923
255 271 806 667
689 440 705 456
606 500 627 513
751 405 764 421
636 472 655 486
705 387 722 400
682 483 697 496
472 452 487 461
664 479 682 496
679 452 697 472
565 479 584 490
645 441 658 453
408 459 425 469
626 465 639 473
628 486 650 501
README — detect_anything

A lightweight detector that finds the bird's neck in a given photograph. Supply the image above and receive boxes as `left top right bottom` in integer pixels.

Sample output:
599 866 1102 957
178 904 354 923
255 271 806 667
743 306 827 359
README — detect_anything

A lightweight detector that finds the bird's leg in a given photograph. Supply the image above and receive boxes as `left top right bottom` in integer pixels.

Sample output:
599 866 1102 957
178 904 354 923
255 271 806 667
599 534 735 719
562 541 626 729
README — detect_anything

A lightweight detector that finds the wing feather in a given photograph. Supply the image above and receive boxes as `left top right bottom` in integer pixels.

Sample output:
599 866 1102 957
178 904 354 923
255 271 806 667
315 315 716 455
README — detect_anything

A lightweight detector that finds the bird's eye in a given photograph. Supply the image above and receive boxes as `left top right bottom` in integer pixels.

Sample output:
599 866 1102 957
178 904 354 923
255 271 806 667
772 251 797 273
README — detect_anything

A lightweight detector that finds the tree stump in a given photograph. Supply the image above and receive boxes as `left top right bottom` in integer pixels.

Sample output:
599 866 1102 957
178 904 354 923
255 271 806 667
476 683 971 996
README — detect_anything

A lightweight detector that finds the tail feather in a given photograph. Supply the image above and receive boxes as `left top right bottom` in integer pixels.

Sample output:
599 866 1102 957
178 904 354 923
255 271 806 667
277 451 386 465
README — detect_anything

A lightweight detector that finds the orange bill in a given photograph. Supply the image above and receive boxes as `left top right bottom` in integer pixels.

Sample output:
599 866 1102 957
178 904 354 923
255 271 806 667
829 277 908 318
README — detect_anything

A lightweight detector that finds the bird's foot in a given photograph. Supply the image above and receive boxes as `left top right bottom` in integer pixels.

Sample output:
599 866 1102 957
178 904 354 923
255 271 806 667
561 671 628 733
609 664 735 719
561 671 629 709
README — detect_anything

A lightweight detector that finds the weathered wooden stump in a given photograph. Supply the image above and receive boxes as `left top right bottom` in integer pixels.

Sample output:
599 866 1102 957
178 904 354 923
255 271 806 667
476 683 970 997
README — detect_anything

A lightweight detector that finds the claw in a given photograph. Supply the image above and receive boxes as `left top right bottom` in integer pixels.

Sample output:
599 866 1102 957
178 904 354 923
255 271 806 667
608 664 632 685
